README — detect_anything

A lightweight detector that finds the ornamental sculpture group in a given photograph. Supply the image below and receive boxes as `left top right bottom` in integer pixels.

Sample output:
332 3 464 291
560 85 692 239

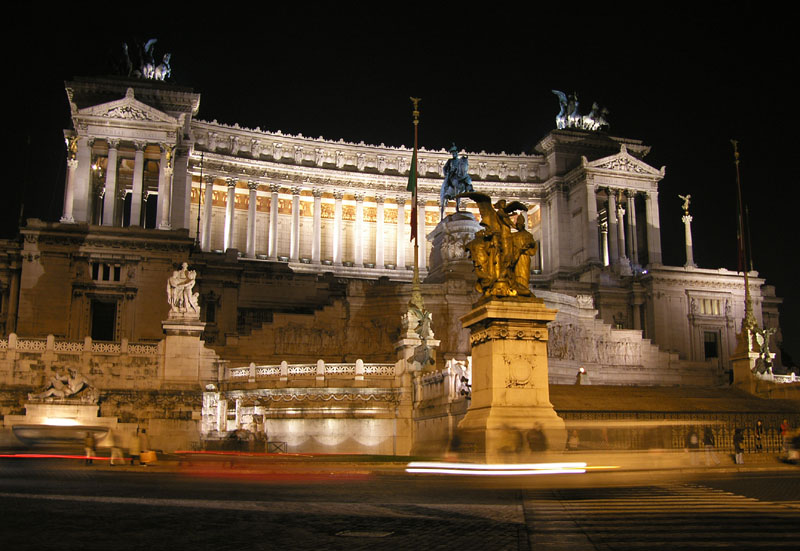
459 192 537 298
167 262 200 319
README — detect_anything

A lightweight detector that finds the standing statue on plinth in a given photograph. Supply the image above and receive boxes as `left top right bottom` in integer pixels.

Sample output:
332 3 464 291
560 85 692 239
678 194 691 215
440 143 474 218
459 192 534 297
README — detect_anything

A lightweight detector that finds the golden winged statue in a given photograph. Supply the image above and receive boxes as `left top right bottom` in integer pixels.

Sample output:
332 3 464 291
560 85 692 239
458 192 537 297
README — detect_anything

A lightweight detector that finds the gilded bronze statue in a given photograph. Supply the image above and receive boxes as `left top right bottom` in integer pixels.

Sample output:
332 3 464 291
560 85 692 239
459 192 537 297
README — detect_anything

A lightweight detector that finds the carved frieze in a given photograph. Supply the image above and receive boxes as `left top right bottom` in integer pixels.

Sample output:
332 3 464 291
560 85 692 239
470 322 548 345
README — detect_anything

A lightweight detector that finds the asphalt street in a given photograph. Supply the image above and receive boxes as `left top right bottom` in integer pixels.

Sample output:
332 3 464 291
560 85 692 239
1 459 799 550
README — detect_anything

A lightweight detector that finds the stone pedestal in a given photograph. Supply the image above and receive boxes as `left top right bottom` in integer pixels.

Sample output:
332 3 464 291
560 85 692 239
162 318 207 383
456 296 566 462
425 212 481 284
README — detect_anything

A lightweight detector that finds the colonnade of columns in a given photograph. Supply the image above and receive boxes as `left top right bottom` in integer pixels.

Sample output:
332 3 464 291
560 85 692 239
61 137 175 228
597 187 661 270
198 179 430 270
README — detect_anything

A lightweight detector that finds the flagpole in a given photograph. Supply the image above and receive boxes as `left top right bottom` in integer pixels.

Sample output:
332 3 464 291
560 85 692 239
732 140 757 340
409 97 423 310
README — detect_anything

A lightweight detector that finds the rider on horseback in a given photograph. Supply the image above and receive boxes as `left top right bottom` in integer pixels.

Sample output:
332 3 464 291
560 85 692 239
440 143 474 218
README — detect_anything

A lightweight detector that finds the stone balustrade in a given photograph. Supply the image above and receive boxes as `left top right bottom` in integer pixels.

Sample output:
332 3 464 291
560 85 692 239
0 334 159 356
0 334 162 388
222 359 396 383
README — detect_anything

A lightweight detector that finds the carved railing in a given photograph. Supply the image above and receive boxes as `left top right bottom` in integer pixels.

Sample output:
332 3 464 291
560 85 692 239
223 360 396 382
0 334 159 356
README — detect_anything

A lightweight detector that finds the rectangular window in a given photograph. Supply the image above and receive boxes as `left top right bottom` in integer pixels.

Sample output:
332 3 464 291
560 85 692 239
704 331 719 359
90 300 117 341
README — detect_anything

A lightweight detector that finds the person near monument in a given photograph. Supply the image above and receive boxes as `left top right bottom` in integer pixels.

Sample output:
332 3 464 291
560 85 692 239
780 419 791 452
129 428 141 465
733 428 744 464
84 432 95 465
686 428 700 465
108 428 125 466
754 419 764 451
703 426 720 466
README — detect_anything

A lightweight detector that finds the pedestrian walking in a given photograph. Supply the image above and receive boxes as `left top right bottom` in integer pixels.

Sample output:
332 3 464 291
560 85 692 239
686 428 701 465
84 431 95 465
780 419 791 453
129 428 141 465
108 428 125 466
733 428 744 464
703 426 720 466
754 419 764 452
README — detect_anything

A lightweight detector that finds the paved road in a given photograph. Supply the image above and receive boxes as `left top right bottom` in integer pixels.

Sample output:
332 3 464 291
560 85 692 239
1 461 799 550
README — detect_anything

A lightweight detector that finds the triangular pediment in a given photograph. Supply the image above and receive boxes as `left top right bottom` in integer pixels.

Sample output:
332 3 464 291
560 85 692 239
77 88 178 125
583 144 664 177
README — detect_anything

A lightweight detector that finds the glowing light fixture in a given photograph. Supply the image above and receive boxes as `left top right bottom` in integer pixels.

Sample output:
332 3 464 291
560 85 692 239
43 418 80 426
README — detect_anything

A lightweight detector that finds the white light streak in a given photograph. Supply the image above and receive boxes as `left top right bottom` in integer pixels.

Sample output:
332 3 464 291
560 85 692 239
405 461 587 476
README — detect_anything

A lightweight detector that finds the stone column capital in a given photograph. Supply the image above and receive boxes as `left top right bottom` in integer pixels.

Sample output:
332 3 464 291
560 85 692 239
312 188 323 198
333 190 344 200
247 180 259 191
290 186 302 196
682 214 693 224
133 140 146 152
354 192 364 202
226 178 237 188
107 139 120 150
396 196 406 206
204 175 215 184
269 183 281 194
67 158 79 170
375 194 385 204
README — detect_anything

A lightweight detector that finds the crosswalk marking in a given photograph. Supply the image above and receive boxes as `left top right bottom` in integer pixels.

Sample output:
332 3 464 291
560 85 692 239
524 484 800 550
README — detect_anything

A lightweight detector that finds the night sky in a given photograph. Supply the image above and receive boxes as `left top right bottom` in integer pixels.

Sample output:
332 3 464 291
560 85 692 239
9 5 799 364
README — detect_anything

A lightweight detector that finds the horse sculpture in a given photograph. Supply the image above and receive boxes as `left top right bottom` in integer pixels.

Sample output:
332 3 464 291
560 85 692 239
440 143 474 218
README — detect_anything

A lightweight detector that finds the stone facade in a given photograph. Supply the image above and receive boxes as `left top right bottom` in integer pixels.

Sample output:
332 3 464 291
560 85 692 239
0 73 789 454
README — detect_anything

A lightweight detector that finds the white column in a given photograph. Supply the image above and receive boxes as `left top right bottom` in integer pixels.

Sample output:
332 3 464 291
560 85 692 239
158 144 173 230
375 195 385 268
102 140 119 226
61 158 78 223
311 189 322 264
396 197 406 269
268 184 280 259
616 195 627 261
645 191 662 265
72 137 92 223
201 176 214 251
290 187 301 262
584 183 599 263
246 181 258 258
224 178 236 251
683 214 696 268
607 190 619 264
628 192 638 264
156 143 169 230
130 142 145 227
333 191 343 265
159 166 173 230
418 199 427 270
354 193 364 267
600 221 609 266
